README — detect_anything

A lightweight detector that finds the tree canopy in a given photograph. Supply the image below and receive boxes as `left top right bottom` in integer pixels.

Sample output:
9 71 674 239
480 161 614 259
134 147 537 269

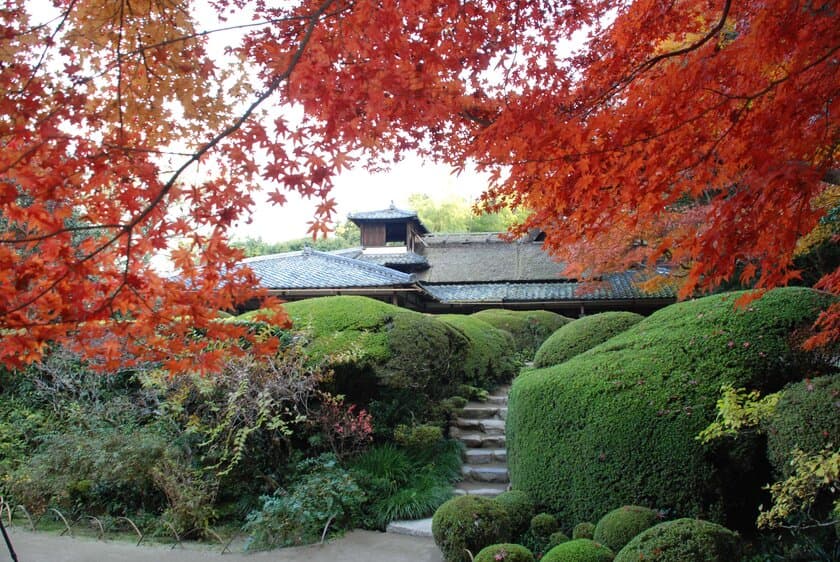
2 0 837 370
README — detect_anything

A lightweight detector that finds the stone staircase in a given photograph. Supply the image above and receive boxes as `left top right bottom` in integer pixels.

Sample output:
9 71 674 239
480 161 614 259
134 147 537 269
452 386 510 497
386 385 511 537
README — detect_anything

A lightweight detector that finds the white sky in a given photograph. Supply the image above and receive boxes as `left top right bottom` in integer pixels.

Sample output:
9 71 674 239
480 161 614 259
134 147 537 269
230 154 492 242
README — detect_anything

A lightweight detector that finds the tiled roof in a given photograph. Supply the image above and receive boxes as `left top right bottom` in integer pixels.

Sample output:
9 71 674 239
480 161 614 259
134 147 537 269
356 251 429 267
242 248 414 289
420 272 676 303
348 205 419 221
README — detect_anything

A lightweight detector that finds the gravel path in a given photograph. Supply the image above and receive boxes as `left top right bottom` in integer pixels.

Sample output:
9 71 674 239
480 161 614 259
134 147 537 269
3 528 443 562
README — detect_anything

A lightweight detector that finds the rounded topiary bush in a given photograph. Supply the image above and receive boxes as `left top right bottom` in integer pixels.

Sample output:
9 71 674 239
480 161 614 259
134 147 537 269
494 490 536 536
507 288 837 527
614 518 741 561
541 539 614 562
253 296 472 431
432 495 513 562
573 522 595 540
531 512 560 537
471 309 571 358
593 506 659 552
548 531 570 548
438 314 518 389
764 375 840 478
533 312 643 368
474 543 535 562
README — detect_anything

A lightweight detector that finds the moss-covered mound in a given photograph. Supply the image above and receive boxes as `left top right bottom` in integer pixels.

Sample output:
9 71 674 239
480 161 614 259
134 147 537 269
475 543 535 562
533 312 643 368
541 539 614 562
438 314 519 388
548 531 570 548
507 288 836 527
593 506 659 553
471 309 570 358
494 490 536 536
614 518 741 562
764 375 840 478
243 296 471 430
432 495 513 562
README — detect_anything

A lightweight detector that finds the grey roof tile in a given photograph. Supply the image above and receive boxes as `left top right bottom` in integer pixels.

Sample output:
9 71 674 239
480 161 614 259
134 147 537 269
420 272 675 303
242 248 414 289
348 205 419 221
356 251 429 267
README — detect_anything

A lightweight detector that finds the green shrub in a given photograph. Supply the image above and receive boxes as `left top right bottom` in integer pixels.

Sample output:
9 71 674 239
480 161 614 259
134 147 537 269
593 505 659 552
475 543 535 562
394 423 444 450
438 314 519 389
573 522 595 539
495 490 536 536
507 288 836 527
245 454 364 549
272 296 472 431
614 518 741 562
471 309 571 359
432 495 513 562
8 426 170 516
541 539 614 562
764 375 840 479
531 512 560 537
549 531 570 548
533 312 643 368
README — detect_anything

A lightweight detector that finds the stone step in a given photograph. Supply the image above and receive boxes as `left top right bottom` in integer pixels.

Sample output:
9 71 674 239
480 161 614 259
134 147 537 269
462 463 510 483
454 432 506 448
454 481 509 497
460 405 502 419
453 417 483 430
464 448 506 464
486 394 508 405
386 517 433 537
478 419 506 435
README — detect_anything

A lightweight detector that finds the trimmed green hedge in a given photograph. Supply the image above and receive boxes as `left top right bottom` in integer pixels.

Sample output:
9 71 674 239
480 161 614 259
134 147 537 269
471 309 570 359
507 288 836 527
475 543 535 562
593 505 659 553
614 518 741 562
241 296 471 431
495 490 536 537
573 522 595 540
764 375 840 478
438 314 519 389
541 539 614 562
432 495 513 562
533 312 643 368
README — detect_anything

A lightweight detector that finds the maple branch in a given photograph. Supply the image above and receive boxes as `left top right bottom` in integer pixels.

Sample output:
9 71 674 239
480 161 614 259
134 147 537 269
25 0 342 302
0 224 124 244
584 0 732 114
15 0 78 96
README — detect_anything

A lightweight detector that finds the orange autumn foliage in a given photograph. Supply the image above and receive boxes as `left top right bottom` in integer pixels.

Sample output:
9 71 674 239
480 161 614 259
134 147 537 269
1 0 838 371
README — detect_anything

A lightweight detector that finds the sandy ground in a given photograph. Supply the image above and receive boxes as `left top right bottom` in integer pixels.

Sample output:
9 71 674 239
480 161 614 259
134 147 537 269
3 528 443 562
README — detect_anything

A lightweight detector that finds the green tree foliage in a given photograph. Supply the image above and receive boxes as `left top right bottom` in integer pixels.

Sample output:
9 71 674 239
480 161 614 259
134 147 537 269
232 220 361 257
471 309 570 360
408 194 528 233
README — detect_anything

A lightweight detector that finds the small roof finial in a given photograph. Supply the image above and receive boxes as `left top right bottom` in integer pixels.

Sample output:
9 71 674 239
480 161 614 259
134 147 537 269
302 244 312 256
389 200 396 209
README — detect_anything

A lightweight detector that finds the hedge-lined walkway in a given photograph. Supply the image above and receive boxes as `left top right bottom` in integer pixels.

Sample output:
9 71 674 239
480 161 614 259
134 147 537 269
6 528 443 562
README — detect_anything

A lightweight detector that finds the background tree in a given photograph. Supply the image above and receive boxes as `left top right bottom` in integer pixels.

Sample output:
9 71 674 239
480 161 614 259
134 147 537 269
2 0 838 370
408 194 527 234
